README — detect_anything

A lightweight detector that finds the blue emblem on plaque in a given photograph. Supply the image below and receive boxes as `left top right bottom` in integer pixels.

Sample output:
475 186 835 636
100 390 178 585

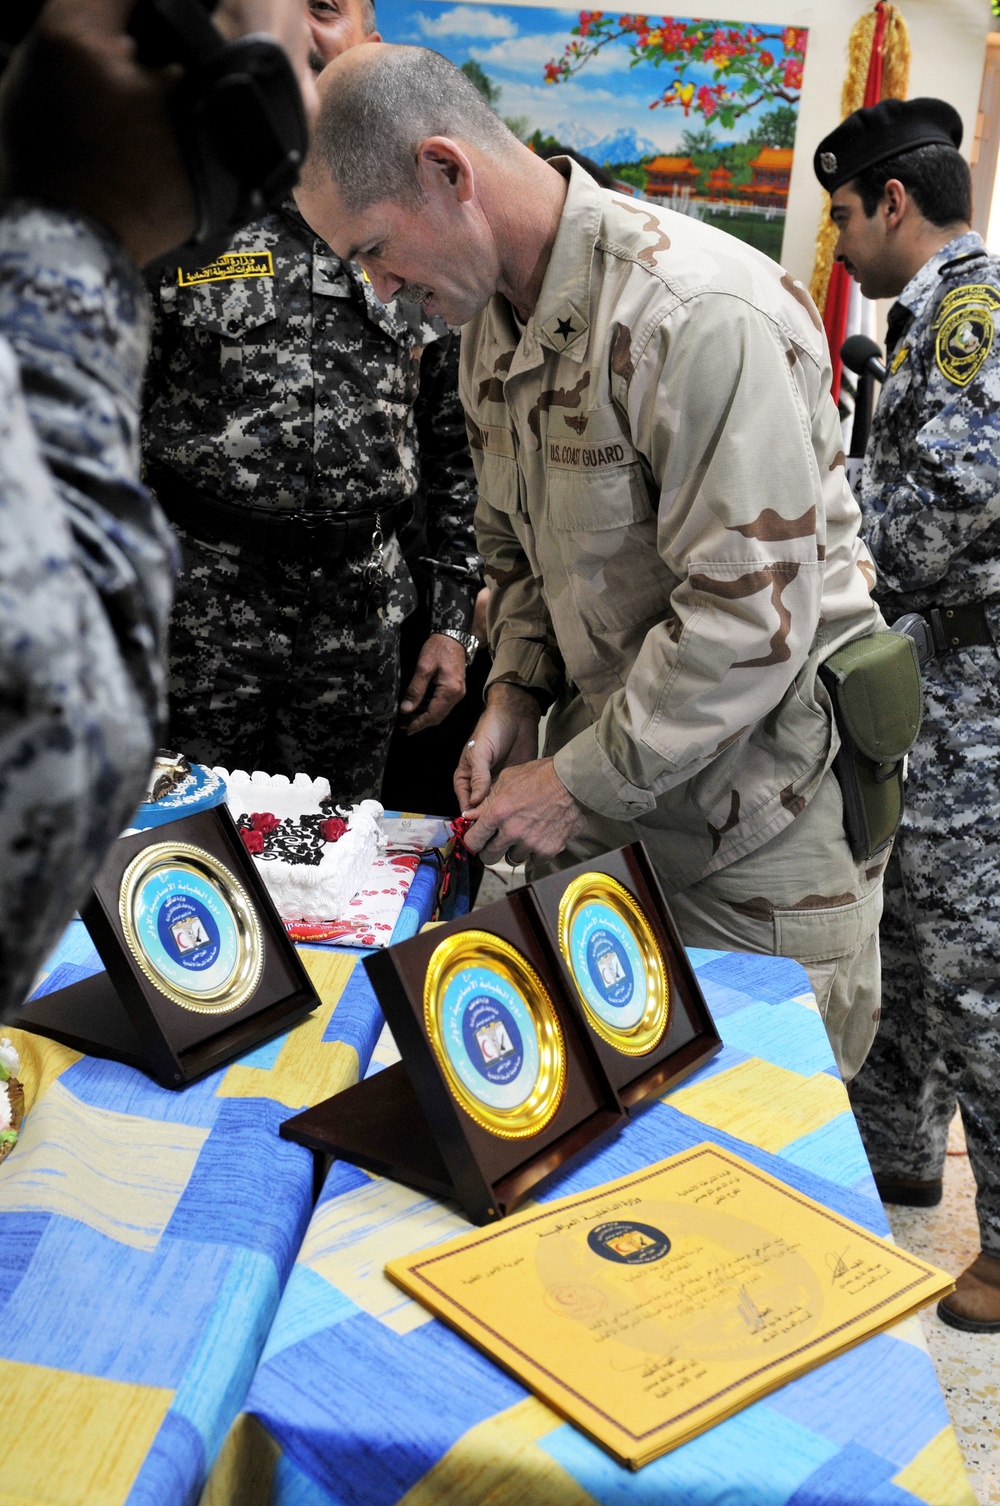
441 966 540 1111
587 1220 671 1264
569 902 646 1032
133 866 240 996
156 893 221 972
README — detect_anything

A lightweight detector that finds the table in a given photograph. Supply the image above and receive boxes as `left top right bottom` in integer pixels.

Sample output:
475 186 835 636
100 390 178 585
0 871 441 1506
211 950 977 1506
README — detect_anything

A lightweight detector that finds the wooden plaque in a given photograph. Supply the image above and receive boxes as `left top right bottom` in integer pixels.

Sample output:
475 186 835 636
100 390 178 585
14 805 319 1088
526 843 722 1110
281 890 624 1225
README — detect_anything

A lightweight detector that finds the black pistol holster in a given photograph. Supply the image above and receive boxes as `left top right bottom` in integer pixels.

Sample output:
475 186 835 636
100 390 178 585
819 631 923 861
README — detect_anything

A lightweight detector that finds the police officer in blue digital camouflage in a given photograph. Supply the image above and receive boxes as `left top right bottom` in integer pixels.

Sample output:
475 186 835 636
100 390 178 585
816 97 1000 1332
0 0 312 1025
142 0 481 805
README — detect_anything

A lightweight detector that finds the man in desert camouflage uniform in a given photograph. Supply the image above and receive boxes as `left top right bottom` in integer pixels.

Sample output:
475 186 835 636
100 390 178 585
816 98 1000 1331
143 0 480 802
298 46 887 1078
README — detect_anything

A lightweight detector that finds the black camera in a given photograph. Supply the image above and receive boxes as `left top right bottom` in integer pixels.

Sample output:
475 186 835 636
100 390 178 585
1 0 308 264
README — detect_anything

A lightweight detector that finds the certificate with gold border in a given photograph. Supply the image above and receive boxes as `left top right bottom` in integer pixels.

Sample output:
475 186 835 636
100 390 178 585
423 930 566 1139
119 841 264 1014
387 1143 955 1469
558 873 669 1055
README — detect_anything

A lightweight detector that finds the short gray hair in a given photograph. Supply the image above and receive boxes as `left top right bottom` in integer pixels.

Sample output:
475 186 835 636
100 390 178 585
312 46 518 211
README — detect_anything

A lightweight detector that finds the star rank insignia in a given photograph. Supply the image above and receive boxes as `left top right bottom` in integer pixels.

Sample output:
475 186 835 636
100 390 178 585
541 302 588 352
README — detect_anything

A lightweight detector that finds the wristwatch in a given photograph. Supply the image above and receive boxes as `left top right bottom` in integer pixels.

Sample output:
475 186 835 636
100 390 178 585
438 628 479 667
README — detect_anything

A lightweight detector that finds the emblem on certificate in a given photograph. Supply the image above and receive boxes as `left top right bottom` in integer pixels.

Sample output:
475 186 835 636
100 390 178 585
16 807 319 1088
283 842 720 1224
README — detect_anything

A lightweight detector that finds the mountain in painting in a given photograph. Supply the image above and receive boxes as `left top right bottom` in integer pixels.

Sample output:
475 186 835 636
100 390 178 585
555 123 659 165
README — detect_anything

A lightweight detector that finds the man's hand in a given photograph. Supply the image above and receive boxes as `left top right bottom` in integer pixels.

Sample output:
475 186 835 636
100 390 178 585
0 0 314 268
462 757 587 866
399 632 466 734
454 682 541 811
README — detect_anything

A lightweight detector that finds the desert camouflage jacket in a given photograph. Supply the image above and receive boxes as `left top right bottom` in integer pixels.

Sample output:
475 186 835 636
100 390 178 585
144 204 480 632
0 205 174 1021
463 162 882 879
860 231 1000 631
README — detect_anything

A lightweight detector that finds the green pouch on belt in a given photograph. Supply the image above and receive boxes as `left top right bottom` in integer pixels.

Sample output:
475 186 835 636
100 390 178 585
819 631 923 861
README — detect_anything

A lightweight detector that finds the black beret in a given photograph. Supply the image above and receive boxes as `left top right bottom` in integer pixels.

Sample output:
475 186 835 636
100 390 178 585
813 96 963 192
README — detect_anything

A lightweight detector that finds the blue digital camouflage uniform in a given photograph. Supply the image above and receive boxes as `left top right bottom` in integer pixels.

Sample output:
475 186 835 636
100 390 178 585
0 204 174 1024
142 203 480 801
849 230 1000 1256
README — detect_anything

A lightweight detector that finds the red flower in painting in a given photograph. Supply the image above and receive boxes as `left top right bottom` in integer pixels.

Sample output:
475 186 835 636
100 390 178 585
783 57 803 89
696 84 719 117
546 11 803 126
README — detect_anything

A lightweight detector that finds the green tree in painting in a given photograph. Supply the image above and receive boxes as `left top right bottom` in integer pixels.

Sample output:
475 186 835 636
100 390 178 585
749 105 798 147
461 59 501 107
462 60 529 140
526 129 562 154
614 160 651 190
680 124 717 155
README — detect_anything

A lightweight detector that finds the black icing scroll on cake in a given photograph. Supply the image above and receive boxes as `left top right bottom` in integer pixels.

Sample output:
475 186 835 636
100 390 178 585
236 812 331 866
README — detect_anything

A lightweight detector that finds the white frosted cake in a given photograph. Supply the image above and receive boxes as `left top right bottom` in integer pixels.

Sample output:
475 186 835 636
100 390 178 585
216 768 384 923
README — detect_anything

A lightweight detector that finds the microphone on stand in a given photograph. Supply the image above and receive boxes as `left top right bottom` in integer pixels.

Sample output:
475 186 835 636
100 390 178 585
841 334 887 385
840 335 886 461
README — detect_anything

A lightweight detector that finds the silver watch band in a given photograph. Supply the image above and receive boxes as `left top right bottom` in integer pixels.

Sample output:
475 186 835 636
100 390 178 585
438 628 479 666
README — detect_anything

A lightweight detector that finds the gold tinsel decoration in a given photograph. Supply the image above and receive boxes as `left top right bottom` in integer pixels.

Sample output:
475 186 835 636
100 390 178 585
808 4 911 314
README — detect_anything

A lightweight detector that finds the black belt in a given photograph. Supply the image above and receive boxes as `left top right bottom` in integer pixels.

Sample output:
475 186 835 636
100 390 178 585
147 468 410 560
924 601 995 654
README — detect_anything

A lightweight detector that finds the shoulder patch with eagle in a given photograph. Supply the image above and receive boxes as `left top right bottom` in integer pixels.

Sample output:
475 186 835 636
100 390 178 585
932 283 1000 386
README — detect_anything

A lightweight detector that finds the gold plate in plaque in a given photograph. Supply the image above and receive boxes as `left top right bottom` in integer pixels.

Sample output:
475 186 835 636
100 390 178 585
119 841 264 1014
558 874 669 1055
423 930 566 1139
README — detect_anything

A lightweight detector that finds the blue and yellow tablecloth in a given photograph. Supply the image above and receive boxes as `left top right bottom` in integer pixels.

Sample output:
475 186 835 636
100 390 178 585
214 950 976 1506
0 922 391 1505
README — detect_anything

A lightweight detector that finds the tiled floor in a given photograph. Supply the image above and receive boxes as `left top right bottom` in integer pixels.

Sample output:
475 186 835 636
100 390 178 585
473 868 999 1502
474 861 525 909
886 1116 1000 1506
